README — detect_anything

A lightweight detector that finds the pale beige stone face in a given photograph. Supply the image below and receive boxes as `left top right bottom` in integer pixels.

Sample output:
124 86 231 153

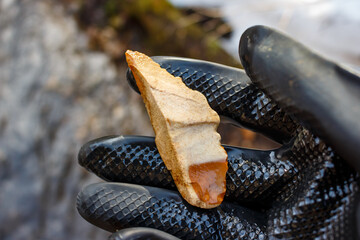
126 50 227 208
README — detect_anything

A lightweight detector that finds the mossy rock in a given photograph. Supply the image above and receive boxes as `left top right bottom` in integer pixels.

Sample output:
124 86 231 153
69 0 240 67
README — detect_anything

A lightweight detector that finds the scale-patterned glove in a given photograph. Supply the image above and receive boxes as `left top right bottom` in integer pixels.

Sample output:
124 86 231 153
76 25 360 239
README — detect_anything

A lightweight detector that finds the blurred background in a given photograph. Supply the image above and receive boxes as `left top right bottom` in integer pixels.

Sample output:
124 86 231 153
0 0 359 239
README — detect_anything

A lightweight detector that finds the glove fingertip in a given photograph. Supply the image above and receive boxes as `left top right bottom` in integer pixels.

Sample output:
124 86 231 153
239 25 272 73
238 25 360 170
77 183 118 232
109 227 180 240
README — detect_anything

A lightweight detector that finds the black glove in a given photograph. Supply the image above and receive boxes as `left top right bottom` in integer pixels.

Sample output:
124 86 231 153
76 25 360 239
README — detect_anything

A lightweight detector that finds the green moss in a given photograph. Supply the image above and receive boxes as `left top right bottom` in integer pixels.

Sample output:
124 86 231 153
70 0 240 67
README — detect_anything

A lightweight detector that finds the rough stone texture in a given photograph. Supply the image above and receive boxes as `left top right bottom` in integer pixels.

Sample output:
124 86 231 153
0 0 152 239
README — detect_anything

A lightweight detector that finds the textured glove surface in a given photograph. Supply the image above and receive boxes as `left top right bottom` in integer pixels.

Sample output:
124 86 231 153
77 26 360 239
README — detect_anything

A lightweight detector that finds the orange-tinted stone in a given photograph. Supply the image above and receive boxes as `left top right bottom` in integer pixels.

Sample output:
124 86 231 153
188 160 228 205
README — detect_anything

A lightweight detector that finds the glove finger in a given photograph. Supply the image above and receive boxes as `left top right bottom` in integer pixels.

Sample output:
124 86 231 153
126 56 298 143
79 135 297 208
76 182 266 239
239 25 360 171
109 227 180 240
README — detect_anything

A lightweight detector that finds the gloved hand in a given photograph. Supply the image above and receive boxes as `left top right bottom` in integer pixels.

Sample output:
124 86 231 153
76 25 360 239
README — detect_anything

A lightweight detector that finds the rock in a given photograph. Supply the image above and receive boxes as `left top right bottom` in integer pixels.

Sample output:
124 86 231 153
0 0 152 239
